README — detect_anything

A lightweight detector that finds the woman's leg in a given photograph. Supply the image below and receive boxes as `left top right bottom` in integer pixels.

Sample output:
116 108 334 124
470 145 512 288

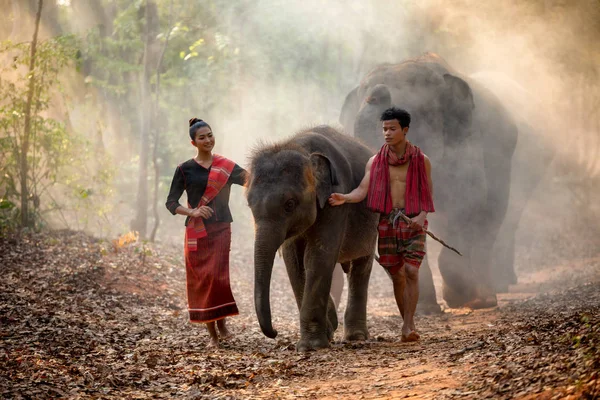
217 318 231 339
206 322 219 347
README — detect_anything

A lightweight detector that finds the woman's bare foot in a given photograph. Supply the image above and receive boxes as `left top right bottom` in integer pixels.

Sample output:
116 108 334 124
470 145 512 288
217 319 232 339
206 322 220 347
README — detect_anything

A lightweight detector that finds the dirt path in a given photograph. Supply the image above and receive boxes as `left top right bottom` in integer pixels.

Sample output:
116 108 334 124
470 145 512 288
1 231 599 399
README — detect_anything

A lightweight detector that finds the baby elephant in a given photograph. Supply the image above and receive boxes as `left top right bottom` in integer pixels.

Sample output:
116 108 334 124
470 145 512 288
246 125 378 351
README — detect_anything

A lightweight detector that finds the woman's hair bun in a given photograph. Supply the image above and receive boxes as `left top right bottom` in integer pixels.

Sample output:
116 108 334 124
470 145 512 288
189 117 203 127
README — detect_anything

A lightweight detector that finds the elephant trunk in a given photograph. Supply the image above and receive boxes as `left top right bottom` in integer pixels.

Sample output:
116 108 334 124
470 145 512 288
254 225 285 339
354 84 392 150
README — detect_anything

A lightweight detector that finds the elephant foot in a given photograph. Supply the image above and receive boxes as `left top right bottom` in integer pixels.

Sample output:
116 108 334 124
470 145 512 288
296 335 330 352
416 301 443 315
344 327 369 342
443 282 498 309
464 295 497 310
327 305 338 341
442 281 473 309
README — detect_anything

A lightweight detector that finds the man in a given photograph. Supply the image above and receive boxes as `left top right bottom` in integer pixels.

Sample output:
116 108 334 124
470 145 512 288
329 107 434 342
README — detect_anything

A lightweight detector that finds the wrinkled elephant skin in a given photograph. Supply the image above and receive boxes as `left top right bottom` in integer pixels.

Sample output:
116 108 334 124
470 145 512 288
246 126 379 351
340 53 518 309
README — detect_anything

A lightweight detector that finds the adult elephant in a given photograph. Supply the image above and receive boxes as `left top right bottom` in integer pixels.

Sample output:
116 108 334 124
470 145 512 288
246 125 378 351
340 53 518 310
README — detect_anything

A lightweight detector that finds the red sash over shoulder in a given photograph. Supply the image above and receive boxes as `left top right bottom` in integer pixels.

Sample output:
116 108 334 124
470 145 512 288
367 142 435 216
186 154 235 251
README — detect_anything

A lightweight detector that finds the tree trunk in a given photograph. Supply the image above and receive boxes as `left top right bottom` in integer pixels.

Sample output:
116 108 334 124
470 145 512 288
131 0 159 238
150 0 174 242
19 0 43 228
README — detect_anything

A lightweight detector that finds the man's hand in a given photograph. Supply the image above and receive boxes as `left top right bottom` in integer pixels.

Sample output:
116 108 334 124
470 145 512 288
328 193 347 206
190 206 214 219
409 211 427 230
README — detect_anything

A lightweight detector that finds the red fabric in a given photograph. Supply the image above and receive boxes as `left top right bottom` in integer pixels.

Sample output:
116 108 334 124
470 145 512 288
184 222 239 323
367 142 435 216
377 215 428 275
186 154 235 251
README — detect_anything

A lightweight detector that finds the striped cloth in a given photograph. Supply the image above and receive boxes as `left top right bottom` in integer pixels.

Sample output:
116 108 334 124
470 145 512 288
185 222 239 323
367 142 435 216
377 209 428 275
186 154 235 251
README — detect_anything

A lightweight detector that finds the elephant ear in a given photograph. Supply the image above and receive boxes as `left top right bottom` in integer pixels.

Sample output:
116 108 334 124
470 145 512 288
442 73 475 144
365 84 392 107
340 86 360 135
443 73 474 107
309 153 338 209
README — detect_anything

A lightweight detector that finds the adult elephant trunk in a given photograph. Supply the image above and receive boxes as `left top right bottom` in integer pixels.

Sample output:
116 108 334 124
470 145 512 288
254 224 286 339
354 84 391 150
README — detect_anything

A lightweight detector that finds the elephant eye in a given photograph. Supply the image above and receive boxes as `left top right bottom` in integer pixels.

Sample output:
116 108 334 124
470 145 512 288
284 199 297 213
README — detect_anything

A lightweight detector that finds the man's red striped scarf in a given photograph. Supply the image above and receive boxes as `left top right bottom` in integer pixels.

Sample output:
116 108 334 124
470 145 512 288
367 142 435 216
186 154 235 251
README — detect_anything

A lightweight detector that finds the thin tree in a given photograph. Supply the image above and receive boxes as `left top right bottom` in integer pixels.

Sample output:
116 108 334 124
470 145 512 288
131 0 159 238
19 0 43 228
150 0 175 242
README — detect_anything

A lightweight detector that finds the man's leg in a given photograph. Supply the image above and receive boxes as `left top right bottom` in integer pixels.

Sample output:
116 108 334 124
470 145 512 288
402 264 420 341
397 223 427 342
390 266 406 321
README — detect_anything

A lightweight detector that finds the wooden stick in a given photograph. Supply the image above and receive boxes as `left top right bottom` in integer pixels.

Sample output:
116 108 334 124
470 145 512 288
396 211 463 257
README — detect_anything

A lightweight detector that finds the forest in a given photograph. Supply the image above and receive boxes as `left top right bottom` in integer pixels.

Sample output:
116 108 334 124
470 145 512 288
1 0 599 399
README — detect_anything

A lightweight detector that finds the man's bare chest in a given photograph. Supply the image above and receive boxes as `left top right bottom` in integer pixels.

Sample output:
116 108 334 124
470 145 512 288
389 162 409 183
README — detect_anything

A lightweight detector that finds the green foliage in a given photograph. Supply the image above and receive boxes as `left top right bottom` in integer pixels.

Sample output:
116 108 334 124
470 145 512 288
0 35 114 231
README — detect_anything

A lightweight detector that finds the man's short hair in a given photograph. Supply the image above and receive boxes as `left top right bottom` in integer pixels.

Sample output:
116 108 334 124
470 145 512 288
380 107 411 128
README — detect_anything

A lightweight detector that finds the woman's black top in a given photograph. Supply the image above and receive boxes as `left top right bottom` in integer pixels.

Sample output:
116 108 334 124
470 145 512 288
165 158 247 226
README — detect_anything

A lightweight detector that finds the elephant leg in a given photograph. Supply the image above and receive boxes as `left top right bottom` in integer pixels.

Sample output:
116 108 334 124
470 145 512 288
464 145 514 307
296 246 338 352
466 209 500 309
416 252 442 314
440 201 501 309
281 239 306 312
344 254 373 341
330 263 345 311
438 214 481 308
491 226 518 293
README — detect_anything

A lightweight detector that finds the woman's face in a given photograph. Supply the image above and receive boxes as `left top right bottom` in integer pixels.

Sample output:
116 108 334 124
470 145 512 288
192 126 215 152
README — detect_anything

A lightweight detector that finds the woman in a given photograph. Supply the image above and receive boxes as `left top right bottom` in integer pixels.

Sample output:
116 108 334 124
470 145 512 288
165 118 246 348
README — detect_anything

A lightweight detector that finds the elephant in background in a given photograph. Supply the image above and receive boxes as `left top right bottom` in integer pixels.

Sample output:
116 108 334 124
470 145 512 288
246 125 378 351
469 71 556 291
340 53 518 310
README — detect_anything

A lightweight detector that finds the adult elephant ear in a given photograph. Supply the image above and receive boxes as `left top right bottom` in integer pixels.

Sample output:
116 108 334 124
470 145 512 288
340 86 360 135
444 73 474 105
442 73 475 144
309 153 338 209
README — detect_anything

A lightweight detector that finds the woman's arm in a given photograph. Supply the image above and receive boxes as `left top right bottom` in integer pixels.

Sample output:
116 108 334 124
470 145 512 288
166 166 185 215
230 164 248 186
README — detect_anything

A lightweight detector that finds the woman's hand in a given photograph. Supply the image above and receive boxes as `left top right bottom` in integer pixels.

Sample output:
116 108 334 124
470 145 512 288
328 193 347 206
189 206 214 219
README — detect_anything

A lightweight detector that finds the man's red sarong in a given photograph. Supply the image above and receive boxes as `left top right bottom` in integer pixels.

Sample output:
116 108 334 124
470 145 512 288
378 211 427 275
184 222 239 323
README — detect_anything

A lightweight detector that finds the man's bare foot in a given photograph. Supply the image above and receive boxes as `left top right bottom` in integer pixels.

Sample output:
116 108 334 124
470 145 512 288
207 338 220 348
401 331 420 342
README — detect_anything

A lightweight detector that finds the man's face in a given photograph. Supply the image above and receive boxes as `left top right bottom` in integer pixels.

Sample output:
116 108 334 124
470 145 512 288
382 119 408 146
191 126 215 151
